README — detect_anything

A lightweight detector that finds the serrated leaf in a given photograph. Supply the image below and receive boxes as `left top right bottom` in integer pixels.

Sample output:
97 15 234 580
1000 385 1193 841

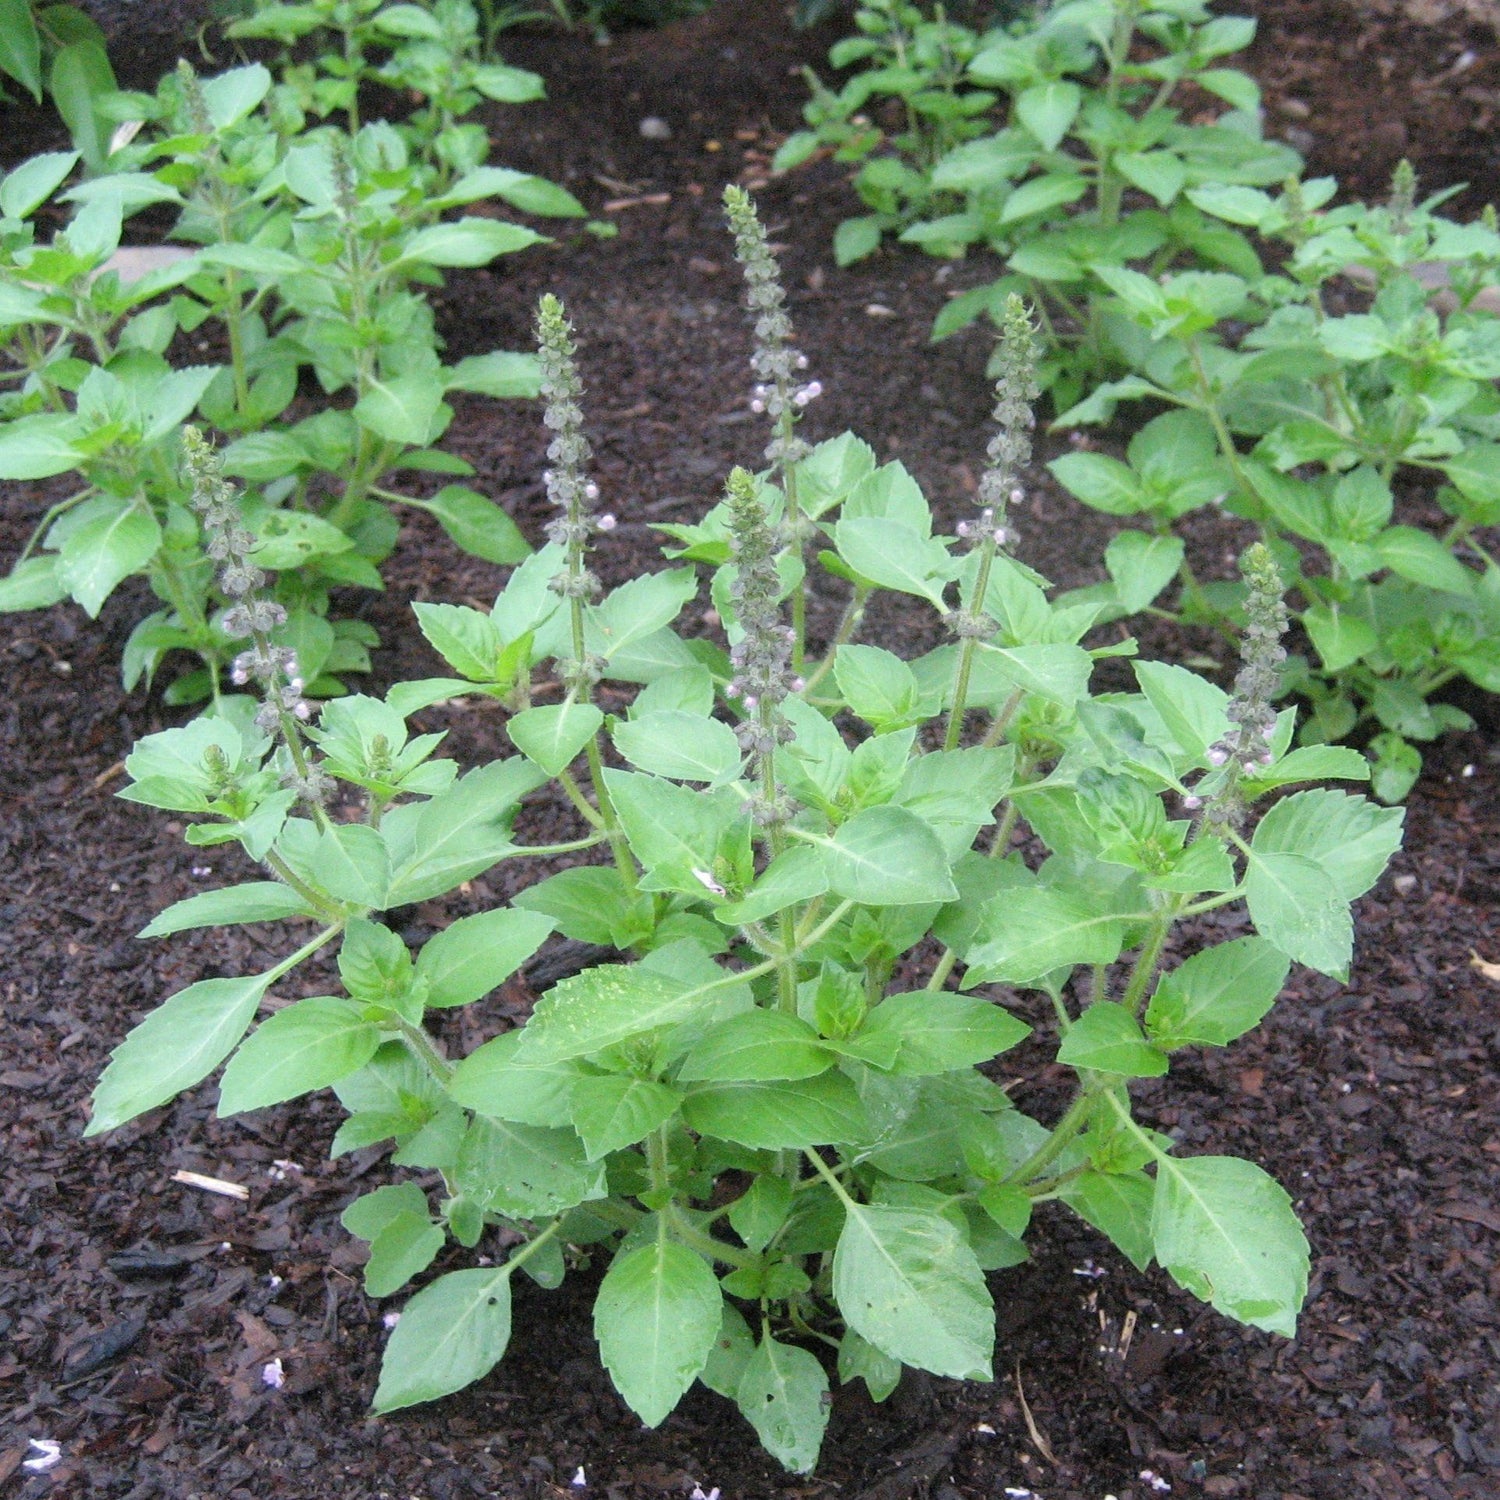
218 996 381 1114
1016 79 1081 150
374 1268 512 1410
859 991 1029 1075
1056 1001 1168 1077
682 1073 868 1149
837 1330 902 1401
736 1335 830 1474
1059 1170 1154 1271
138 882 313 938
507 700 603 775
570 1076 681 1159
1242 848 1351 977
400 218 545 268
595 1236 723 1427
1151 1155 1309 1336
1145 936 1290 1050
677 1010 832 1082
819 806 958 906
420 485 531 564
454 1115 605 1219
87 973 271 1134
446 1031 582 1127
364 1213 445 1297
415 907 553 1009
515 964 700 1063
964 886 1133 985
612 710 742 784
833 1204 992 1380
57 502 160 617
1251 789 1402 903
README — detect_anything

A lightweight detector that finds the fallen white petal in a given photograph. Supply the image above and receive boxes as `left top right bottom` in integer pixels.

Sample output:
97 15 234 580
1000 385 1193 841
24 1440 62 1473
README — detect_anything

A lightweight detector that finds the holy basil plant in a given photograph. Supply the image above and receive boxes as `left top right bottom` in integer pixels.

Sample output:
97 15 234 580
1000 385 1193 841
1048 165 1500 800
88 194 1401 1475
0 49 580 703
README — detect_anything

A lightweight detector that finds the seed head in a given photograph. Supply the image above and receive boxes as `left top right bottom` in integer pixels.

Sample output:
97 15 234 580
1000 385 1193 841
975 295 1040 528
1387 158 1417 235
1196 543 1290 831
724 186 812 473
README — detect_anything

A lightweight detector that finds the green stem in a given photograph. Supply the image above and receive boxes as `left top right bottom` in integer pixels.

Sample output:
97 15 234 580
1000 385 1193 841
503 1216 565 1273
16 489 92 565
266 923 343 986
926 948 957 992
801 1146 857 1208
1119 903 1176 1019
647 1126 672 1197
264 849 343 917
512 832 610 858
1002 1085 1095 1187
585 736 639 895
1095 0 1141 227
667 1203 758 1270
556 767 606 829
801 585 871 695
980 689 1024 748
944 542 1000 751
397 1017 453 1084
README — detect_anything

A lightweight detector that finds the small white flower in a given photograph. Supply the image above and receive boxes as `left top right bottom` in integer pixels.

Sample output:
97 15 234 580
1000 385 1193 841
570 1466 587 1487
584 480 600 501
689 1488 721 1500
383 1311 401 1330
191 865 213 878
1140 1471 1171 1493
261 1358 285 1389
23 1440 61 1473
267 1274 283 1290
596 514 617 532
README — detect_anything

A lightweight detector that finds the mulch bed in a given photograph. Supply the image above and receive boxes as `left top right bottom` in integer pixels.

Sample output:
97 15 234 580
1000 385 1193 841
2 2 1498 1496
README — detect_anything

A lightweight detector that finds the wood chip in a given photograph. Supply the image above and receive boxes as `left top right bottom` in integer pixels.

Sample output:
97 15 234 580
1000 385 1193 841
1470 949 1500 982
1434 1200 1500 1232
171 1170 249 1201
601 193 671 212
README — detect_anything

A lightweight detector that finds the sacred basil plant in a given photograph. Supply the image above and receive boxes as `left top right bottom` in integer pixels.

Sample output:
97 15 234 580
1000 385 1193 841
88 191 1402 1475
0 16 583 704
781 0 1500 797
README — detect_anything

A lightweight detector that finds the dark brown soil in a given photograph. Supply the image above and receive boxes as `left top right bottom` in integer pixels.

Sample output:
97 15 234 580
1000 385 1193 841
3 3 1499 1498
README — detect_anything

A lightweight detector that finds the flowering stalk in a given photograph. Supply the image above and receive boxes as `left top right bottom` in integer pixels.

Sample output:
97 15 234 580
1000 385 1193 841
724 186 820 670
725 467 799 836
725 466 802 1020
943 294 1040 751
181 428 332 823
534 294 633 888
1183 542 1289 833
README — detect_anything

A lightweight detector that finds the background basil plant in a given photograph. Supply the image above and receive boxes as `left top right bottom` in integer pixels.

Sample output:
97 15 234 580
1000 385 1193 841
87 194 1401 1474
0 46 581 704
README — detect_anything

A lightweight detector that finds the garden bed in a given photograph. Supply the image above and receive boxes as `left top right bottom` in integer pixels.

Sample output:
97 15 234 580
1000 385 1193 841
1 2 1498 1496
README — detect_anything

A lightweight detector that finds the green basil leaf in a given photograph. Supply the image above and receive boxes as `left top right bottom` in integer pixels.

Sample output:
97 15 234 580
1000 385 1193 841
373 1268 513 1410
833 1204 992 1380
595 1236 723 1427
1151 1155 1309 1336
218 996 381 1114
